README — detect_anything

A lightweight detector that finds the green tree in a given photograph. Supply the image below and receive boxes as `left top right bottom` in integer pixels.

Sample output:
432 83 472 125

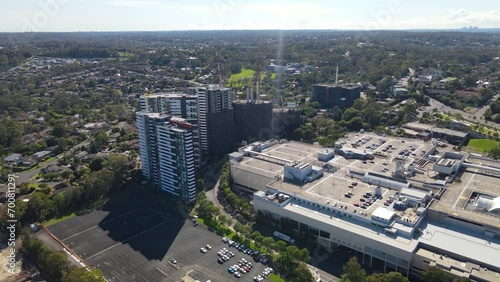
366 272 409 282
271 240 287 252
234 222 242 233
292 263 314 282
250 231 262 240
52 123 67 138
64 267 105 282
196 178 205 192
91 130 109 152
421 266 454 282
25 192 53 222
46 251 70 279
0 117 23 147
299 248 311 262
89 158 104 172
240 225 253 238
262 237 275 251
340 257 366 282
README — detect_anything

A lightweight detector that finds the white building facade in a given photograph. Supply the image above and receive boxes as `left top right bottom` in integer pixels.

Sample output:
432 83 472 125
157 118 196 202
140 93 201 167
136 111 196 202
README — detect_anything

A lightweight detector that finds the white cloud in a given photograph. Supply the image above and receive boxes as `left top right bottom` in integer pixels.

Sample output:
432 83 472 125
106 0 159 7
243 1 332 18
447 10 500 25
362 9 500 29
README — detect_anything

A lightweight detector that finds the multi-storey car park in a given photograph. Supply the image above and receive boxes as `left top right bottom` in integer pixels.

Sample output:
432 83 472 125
229 133 500 281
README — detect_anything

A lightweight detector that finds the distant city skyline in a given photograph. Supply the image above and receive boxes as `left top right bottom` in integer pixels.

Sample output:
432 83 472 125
1 0 500 32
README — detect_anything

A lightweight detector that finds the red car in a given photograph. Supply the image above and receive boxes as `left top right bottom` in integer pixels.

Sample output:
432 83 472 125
352 182 358 186
354 203 360 207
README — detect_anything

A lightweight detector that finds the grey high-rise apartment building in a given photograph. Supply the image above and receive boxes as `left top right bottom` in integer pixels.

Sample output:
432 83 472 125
136 112 169 188
140 93 201 168
188 85 235 157
136 111 196 202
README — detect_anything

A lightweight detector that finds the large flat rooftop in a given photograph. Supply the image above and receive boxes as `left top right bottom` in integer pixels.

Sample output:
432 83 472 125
234 133 500 230
233 141 325 179
430 156 500 228
267 173 396 218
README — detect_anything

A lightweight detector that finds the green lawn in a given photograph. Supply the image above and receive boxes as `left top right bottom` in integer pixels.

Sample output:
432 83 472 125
463 106 476 113
228 68 255 84
467 139 500 153
118 52 134 57
24 163 41 172
43 156 56 163
43 212 76 227
228 68 278 89
269 274 285 282
196 217 205 225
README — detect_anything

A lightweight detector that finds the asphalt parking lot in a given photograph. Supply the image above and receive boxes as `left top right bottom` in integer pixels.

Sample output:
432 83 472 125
165 225 273 282
47 188 272 282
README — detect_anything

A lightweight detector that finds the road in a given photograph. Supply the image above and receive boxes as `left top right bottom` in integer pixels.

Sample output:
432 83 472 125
203 156 233 220
422 97 500 131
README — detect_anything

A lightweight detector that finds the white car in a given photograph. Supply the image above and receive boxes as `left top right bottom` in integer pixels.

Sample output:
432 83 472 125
222 237 229 243
206 244 212 250
200 248 207 253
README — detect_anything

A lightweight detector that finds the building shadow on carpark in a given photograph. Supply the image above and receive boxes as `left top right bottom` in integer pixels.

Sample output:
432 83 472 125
94 187 185 261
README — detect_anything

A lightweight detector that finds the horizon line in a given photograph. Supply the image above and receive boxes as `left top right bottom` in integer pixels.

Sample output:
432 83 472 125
1 27 499 34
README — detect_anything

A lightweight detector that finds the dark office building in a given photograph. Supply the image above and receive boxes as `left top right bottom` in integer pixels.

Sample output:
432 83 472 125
312 84 362 109
233 100 273 143
189 85 235 157
272 109 301 138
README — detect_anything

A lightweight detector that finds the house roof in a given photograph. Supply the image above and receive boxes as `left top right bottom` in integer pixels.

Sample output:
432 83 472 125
4 153 22 162
32 151 52 158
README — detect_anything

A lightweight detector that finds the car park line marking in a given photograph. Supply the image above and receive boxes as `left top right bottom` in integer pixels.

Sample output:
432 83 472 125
85 220 170 260
156 267 169 276
61 207 143 241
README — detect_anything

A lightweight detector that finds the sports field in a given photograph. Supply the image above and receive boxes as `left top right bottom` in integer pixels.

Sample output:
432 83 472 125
228 68 255 83
467 138 499 153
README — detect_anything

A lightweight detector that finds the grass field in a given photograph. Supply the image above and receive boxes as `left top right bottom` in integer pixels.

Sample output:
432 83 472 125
463 106 476 113
118 52 134 57
467 139 500 153
228 68 255 83
44 212 76 227
43 156 56 163
228 68 279 89
269 274 285 282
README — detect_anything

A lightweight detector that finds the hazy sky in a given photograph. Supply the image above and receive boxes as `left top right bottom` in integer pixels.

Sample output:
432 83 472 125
1 0 500 32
